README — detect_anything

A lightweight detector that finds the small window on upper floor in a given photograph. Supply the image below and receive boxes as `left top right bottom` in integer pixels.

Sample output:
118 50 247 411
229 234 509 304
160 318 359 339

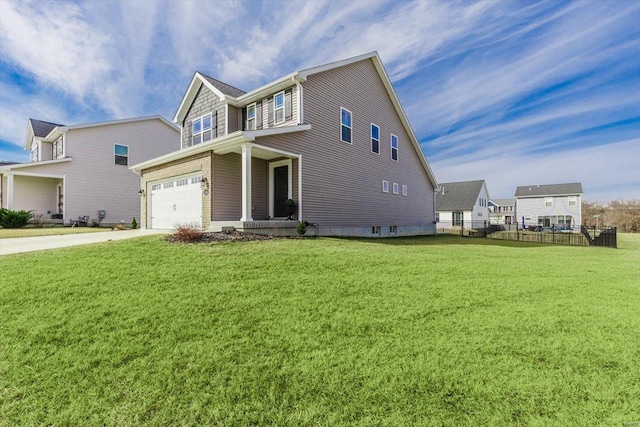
274 91 285 124
53 136 64 159
192 113 213 145
31 143 39 162
382 180 389 193
393 183 399 195
402 185 408 196
247 103 257 130
545 197 553 207
114 144 128 166
391 134 398 161
341 107 352 144
371 123 380 154
568 196 577 206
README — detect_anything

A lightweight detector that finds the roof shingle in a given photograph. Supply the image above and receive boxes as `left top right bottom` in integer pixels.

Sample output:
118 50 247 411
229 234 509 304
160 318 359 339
198 73 246 97
436 180 486 211
514 183 583 197
29 118 64 137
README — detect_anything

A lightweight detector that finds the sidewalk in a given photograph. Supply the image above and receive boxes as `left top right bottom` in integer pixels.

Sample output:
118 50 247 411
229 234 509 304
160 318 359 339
0 229 169 256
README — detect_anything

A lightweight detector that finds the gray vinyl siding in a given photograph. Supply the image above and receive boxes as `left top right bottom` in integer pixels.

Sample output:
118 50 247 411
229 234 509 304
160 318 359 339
213 153 242 220
254 59 434 227
182 84 226 148
227 105 241 133
235 85 299 130
516 195 582 225
252 158 268 220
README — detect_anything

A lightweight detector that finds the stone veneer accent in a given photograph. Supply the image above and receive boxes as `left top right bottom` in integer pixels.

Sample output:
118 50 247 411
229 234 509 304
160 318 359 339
140 152 212 229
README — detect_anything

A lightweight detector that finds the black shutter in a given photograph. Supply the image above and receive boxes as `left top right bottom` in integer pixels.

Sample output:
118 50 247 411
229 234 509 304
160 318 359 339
214 111 218 138
267 96 274 126
256 101 263 129
242 107 247 131
285 89 292 121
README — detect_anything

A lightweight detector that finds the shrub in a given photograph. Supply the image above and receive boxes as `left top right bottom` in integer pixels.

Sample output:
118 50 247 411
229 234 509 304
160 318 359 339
169 224 203 243
131 217 138 229
296 221 307 236
32 213 46 228
0 208 33 228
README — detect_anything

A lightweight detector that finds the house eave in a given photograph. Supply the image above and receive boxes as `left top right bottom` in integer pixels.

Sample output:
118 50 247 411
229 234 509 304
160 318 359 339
0 157 72 172
131 124 311 173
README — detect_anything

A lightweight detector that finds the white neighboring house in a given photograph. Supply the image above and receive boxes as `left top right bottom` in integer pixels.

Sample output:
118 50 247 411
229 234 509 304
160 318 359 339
436 180 491 229
489 198 516 225
514 183 583 229
0 117 179 226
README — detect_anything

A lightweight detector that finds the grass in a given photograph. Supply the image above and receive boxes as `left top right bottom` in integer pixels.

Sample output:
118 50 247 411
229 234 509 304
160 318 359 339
0 227 110 239
1 234 638 426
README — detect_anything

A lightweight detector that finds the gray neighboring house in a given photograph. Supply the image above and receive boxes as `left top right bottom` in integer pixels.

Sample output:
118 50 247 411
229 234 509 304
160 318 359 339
515 182 583 228
488 198 516 225
131 51 439 236
435 180 490 229
0 117 179 226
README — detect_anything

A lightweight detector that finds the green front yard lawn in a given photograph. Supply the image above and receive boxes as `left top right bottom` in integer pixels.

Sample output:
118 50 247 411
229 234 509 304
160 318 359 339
1 234 638 426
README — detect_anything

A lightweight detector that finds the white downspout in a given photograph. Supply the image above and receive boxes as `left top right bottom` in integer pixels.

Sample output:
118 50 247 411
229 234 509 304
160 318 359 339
294 78 303 124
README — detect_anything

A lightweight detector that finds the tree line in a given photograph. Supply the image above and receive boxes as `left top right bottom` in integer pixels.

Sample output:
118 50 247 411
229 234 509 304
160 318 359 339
582 200 640 232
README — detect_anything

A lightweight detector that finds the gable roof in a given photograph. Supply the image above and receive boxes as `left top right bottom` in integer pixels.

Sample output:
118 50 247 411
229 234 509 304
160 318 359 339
515 183 583 198
24 116 178 150
173 51 438 188
436 180 487 211
490 198 516 206
199 73 246 97
30 118 64 137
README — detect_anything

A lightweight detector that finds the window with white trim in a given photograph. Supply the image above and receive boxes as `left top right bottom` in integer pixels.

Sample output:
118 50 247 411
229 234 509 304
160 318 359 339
436 212 440 222
340 107 352 143
389 225 397 234
192 113 212 145
393 183 399 194
247 103 257 130
372 226 380 235
568 196 577 206
371 123 380 154
53 136 64 159
31 143 39 162
114 144 128 166
402 185 407 196
545 197 553 207
391 134 398 161
382 180 389 193
274 91 285 124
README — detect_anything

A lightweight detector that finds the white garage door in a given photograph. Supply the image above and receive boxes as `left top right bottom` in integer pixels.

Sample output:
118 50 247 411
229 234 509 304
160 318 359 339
150 176 202 229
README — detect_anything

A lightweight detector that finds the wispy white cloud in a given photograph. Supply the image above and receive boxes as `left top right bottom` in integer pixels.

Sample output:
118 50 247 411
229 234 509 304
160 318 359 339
0 0 637 200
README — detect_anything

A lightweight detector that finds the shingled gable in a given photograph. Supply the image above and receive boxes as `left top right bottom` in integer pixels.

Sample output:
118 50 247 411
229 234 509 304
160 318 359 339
436 180 487 211
515 183 583 198
24 118 65 149
172 51 438 188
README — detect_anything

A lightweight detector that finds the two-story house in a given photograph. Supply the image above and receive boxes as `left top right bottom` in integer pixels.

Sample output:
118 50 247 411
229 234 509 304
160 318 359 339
435 180 491 230
131 51 439 236
0 117 179 226
514 183 583 229
488 198 515 225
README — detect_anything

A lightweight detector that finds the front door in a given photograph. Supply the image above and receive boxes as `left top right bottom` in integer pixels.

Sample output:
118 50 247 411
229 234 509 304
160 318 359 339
273 165 289 217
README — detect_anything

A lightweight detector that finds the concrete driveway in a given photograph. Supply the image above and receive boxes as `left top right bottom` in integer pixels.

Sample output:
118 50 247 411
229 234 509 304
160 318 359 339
0 229 169 256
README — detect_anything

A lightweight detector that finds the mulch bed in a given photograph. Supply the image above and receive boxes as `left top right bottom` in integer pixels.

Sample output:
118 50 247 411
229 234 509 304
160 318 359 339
166 231 293 243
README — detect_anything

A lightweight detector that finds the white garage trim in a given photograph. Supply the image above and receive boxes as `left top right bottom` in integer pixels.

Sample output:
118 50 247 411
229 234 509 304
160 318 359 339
148 173 203 229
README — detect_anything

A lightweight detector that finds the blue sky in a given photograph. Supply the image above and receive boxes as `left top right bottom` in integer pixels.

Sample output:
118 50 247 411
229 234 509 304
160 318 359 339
0 0 638 202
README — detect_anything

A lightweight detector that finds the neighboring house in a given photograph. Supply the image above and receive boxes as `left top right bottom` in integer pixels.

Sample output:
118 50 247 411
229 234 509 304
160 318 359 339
489 198 516 225
0 117 179 225
435 180 490 229
514 183 583 228
131 51 438 236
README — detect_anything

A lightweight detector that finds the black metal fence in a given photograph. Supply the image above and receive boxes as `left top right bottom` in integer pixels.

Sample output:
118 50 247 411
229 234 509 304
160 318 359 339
436 221 617 248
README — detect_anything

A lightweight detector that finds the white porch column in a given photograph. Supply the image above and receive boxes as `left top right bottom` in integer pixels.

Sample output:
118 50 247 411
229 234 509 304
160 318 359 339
241 143 253 222
6 173 14 210
297 155 302 221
